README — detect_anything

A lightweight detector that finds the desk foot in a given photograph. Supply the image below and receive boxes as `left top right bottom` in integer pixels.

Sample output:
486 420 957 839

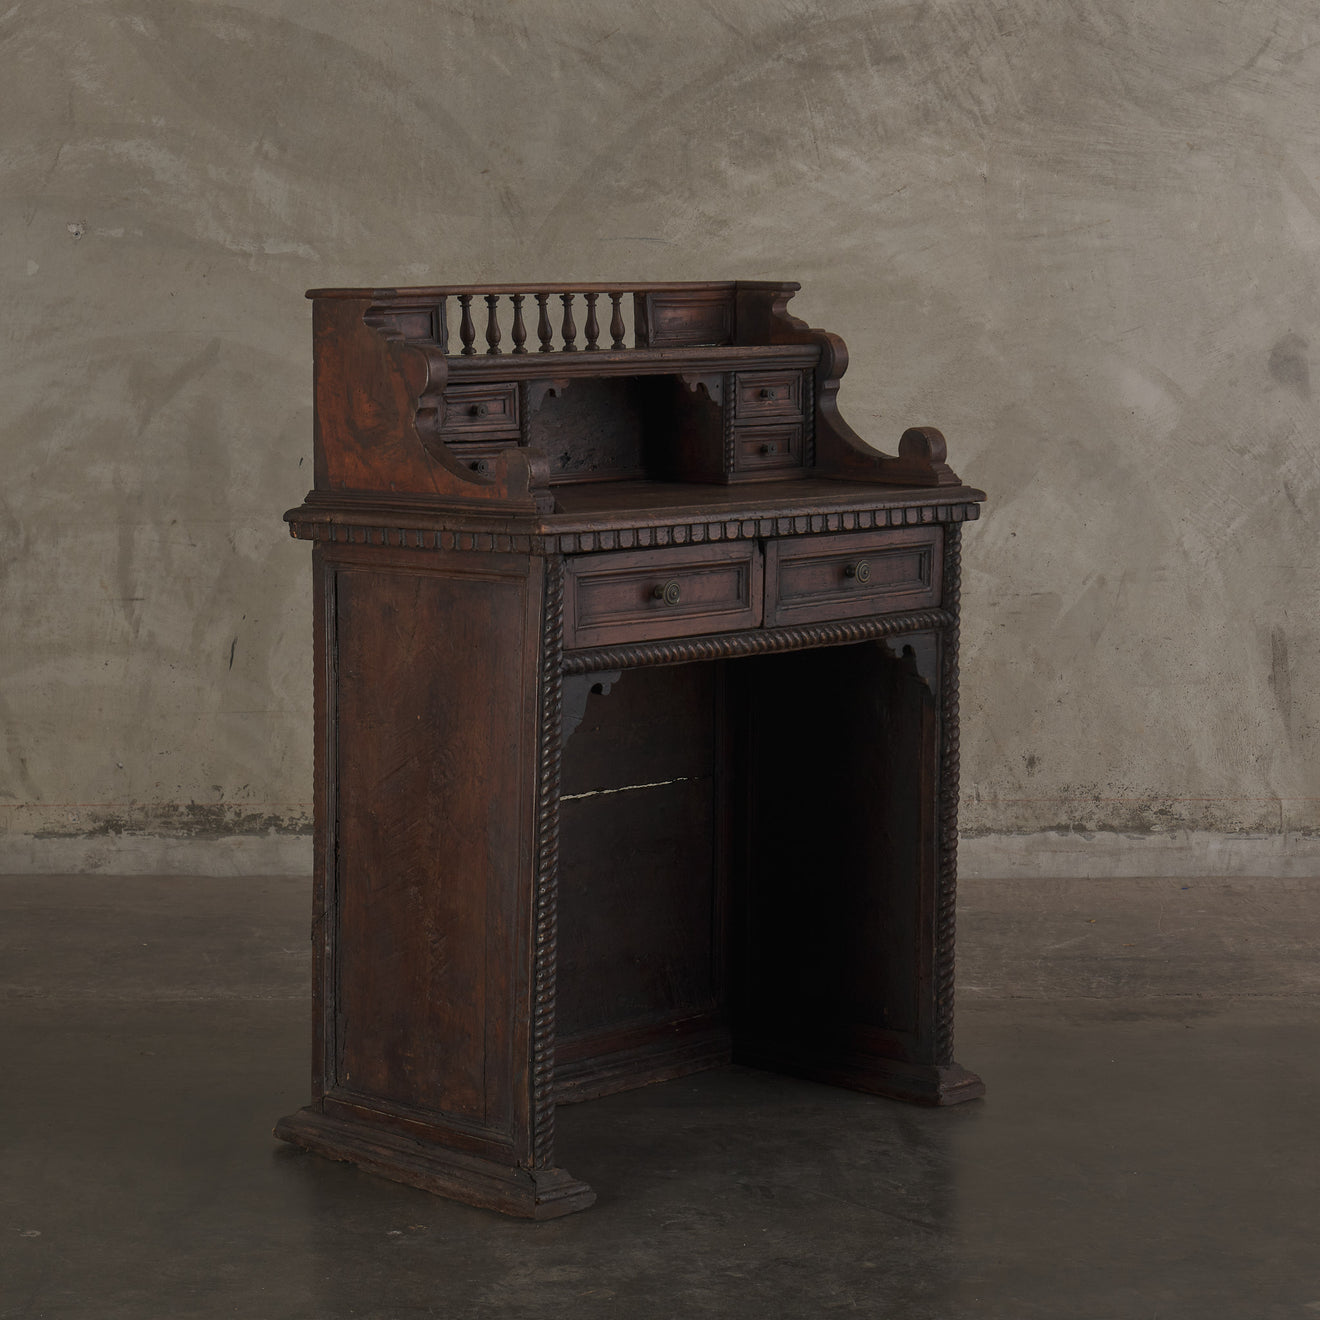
274 1107 596 1219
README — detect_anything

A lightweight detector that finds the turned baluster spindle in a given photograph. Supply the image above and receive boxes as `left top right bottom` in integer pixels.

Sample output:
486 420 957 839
560 292 577 352
583 292 600 351
439 296 450 354
535 293 553 352
458 294 477 356
609 292 626 349
510 293 528 354
484 294 502 354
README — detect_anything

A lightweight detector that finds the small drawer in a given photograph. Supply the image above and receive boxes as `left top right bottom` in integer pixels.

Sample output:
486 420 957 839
733 370 804 420
564 543 763 649
764 527 941 627
443 383 519 438
731 421 804 478
450 439 517 477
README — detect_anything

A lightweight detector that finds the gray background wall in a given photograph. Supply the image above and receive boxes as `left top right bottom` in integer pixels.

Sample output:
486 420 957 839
4 0 1318 874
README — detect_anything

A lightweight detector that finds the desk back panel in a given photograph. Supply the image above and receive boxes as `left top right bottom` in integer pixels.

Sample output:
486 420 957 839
555 664 730 1099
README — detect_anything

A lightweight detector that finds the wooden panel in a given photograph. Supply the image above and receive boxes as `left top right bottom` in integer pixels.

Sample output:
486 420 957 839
442 382 519 439
556 665 726 1091
733 369 804 420
527 377 661 484
558 781 717 1032
765 527 940 626
371 303 440 342
635 288 734 347
564 543 762 648
330 560 534 1141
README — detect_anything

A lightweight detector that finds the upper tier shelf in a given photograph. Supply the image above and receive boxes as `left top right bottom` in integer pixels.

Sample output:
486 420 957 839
297 281 976 519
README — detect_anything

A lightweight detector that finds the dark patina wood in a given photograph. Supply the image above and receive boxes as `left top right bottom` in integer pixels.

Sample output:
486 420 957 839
276 280 986 1218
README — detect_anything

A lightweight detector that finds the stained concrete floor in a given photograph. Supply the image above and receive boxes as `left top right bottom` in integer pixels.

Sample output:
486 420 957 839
2 874 1318 1319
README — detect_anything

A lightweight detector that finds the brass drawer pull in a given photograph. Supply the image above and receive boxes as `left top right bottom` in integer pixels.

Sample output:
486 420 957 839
843 561 872 584
651 580 682 606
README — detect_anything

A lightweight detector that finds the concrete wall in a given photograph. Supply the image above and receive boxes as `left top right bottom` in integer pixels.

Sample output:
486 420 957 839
4 0 1318 873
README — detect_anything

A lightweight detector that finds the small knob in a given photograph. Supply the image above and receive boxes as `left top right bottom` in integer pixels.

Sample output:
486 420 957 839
759 441 779 455
469 402 489 417
843 561 872 584
469 459 492 475
758 387 775 399
652 580 682 606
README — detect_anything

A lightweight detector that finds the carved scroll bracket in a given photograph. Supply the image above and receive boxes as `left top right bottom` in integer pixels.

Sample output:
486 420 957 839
677 372 724 407
523 378 575 420
732 284 960 488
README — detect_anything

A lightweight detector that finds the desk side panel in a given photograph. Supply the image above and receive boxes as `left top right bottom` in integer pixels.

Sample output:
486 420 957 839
321 546 540 1159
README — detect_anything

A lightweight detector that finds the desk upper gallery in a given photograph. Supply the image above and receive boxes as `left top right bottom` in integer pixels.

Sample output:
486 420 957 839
276 280 987 1218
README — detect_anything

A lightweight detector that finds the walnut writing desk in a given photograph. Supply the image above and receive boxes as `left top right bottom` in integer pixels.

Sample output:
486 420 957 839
275 281 986 1218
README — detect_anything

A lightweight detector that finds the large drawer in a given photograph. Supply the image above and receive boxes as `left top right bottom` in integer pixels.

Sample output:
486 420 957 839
564 543 763 649
764 527 941 627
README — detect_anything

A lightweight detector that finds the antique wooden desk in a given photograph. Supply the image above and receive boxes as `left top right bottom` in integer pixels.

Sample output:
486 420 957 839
276 280 986 1218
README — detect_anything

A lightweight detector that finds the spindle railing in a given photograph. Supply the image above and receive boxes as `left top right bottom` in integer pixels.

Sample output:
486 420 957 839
359 282 740 355
447 288 634 354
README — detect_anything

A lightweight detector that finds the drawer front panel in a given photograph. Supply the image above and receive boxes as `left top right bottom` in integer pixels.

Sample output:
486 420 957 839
731 421 804 476
443 383 519 439
449 439 517 477
764 527 941 627
733 370 804 420
565 543 763 648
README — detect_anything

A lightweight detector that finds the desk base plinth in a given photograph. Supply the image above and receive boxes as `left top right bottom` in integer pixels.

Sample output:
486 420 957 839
273 1108 596 1219
737 1051 986 1107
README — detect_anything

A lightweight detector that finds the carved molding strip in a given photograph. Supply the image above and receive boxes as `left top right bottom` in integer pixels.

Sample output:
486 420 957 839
561 608 954 674
286 502 982 553
722 371 735 473
803 369 816 470
531 558 565 1169
286 521 540 553
544 503 979 554
934 523 962 1066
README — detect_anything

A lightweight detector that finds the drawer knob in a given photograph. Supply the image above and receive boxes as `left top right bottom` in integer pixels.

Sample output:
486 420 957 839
843 561 872 584
759 441 780 455
469 402 489 417
758 387 775 399
469 459 492 475
652 580 682 606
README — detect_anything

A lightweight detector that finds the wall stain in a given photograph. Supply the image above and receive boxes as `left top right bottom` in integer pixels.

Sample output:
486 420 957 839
1268 333 1310 398
32 803 310 840
1269 625 1292 733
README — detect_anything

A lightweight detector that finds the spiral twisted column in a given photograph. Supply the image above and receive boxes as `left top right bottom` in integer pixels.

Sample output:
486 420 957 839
531 558 565 1168
934 522 962 1066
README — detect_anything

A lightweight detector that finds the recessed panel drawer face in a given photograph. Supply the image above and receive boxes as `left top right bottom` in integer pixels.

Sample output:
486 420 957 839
764 527 942 627
564 543 763 649
443 382 519 439
449 439 517 477
731 421 804 477
733 370 804 420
